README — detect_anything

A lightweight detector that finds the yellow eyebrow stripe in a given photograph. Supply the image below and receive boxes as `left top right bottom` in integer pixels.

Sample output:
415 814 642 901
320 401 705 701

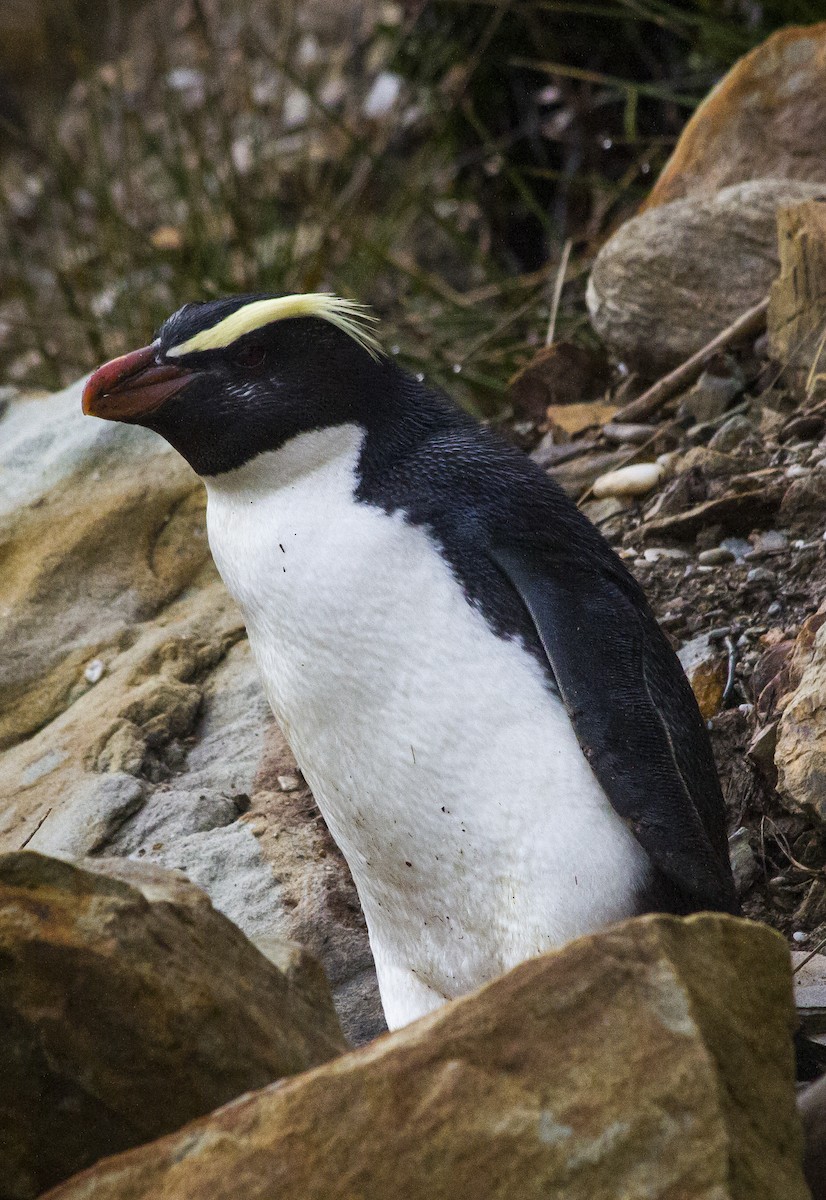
166 293 382 359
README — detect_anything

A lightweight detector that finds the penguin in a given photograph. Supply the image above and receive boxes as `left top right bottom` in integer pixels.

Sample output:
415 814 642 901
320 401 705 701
83 291 738 1031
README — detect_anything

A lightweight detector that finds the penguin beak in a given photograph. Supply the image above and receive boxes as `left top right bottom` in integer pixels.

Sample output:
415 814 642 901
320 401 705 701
82 344 193 422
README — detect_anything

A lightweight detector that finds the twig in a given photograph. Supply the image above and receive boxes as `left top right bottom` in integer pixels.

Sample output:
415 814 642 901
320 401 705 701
614 298 769 423
546 238 573 347
794 934 826 975
19 808 52 850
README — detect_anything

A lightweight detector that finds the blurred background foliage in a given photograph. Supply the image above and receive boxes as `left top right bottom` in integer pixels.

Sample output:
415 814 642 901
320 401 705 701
0 0 822 406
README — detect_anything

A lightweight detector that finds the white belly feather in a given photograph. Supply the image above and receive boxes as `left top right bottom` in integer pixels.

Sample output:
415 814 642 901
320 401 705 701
205 424 650 1028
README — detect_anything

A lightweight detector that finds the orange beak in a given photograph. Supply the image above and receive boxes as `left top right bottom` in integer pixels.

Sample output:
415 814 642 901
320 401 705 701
82 344 193 421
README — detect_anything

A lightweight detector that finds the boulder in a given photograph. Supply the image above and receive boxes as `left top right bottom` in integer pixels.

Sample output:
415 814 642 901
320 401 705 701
776 618 826 823
643 23 826 211
586 179 826 374
0 382 384 1046
43 913 806 1200
0 852 346 1200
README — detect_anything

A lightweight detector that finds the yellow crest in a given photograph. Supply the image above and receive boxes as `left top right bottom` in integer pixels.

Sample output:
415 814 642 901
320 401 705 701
166 294 382 359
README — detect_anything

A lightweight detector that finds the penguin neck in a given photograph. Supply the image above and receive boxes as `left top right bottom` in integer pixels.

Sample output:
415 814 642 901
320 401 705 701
203 422 365 500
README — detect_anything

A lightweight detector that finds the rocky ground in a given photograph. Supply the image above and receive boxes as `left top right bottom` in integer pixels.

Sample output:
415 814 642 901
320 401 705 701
509 343 826 950
1 14 826 1200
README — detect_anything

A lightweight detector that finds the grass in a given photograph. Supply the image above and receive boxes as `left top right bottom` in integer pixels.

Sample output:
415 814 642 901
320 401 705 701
0 0 819 406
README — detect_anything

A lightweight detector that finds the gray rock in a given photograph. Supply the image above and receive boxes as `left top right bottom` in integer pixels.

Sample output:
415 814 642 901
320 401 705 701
586 179 826 373
28 773 145 858
678 372 741 425
709 415 756 452
698 547 735 566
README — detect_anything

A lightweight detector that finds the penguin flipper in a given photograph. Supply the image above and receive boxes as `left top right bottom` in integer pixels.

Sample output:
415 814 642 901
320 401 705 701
489 538 738 915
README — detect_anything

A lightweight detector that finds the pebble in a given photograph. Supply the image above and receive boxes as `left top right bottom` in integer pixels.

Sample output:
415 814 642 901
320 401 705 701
746 567 776 586
747 530 788 558
602 422 656 445
642 547 688 563
591 461 664 499
793 931 808 944
728 827 758 893
708 414 754 452
277 774 302 792
698 547 735 566
84 659 104 684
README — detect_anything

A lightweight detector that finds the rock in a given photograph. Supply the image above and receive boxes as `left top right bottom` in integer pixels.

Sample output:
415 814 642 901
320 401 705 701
678 633 727 719
639 488 781 542
676 446 740 479
678 371 741 424
698 547 735 566
508 342 611 423
601 421 658 444
643 24 826 211
0 382 384 1047
776 619 826 822
42 913 807 1200
746 567 777 587
591 460 664 499
586 179 826 374
0 852 345 1200
709 415 755 452
728 826 758 895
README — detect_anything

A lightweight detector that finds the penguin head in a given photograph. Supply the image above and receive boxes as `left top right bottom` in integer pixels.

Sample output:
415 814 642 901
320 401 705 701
82 293 387 476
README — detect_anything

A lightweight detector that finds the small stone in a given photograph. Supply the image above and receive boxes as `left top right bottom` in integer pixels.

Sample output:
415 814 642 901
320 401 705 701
363 72 403 119
752 530 789 556
708 415 755 452
678 373 741 425
793 931 808 944
277 774 301 792
698 547 735 566
747 567 776 586
602 422 657 445
83 658 104 684
591 461 664 499
642 547 688 563
678 633 727 719
728 827 758 895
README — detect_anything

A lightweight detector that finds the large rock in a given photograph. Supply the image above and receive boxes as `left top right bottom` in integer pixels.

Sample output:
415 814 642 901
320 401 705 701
644 23 826 211
0 383 384 1046
0 852 346 1200
586 179 826 374
43 913 806 1200
776 617 826 823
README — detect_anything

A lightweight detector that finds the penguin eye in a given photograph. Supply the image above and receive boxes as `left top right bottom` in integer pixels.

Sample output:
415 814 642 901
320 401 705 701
235 342 266 368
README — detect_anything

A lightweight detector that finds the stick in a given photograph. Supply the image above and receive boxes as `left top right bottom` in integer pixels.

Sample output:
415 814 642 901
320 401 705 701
613 298 769 423
545 238 572 347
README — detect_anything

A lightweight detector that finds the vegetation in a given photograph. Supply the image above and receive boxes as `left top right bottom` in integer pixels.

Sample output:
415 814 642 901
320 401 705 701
0 0 822 404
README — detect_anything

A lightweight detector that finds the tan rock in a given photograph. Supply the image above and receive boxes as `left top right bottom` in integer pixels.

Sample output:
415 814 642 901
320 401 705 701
0 382 384 1046
776 619 826 823
678 634 727 720
44 913 806 1200
644 23 826 210
0 852 345 1200
587 179 826 374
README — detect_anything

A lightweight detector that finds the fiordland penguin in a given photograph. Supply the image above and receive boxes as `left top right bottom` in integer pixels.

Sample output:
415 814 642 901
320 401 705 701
83 292 738 1031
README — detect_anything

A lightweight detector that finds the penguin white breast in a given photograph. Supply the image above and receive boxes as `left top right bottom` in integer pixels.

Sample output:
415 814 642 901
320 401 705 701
205 423 650 1028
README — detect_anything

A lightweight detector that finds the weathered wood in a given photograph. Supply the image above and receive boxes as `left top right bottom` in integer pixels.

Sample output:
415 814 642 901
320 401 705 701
768 199 826 376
